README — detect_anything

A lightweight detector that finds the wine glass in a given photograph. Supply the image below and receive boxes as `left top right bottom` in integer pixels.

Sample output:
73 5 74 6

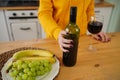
87 14 104 51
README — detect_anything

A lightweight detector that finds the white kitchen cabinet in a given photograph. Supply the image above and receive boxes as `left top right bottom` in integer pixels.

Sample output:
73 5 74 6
95 7 113 32
4 10 43 41
0 10 9 41
11 22 38 41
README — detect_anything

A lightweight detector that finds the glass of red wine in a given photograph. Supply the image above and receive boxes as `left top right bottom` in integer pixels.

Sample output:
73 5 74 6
87 14 104 51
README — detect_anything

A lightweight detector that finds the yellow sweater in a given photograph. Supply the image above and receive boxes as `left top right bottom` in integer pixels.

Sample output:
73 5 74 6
38 0 94 40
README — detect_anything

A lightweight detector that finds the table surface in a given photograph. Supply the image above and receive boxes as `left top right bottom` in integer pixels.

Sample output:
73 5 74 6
0 32 120 80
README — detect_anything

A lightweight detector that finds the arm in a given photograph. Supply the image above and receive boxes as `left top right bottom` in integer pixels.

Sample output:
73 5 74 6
86 0 95 22
38 0 61 40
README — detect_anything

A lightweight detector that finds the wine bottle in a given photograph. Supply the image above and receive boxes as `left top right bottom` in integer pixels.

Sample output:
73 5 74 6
63 7 80 67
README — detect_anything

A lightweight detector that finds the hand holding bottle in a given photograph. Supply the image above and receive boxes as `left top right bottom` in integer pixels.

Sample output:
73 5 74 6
58 30 73 52
59 7 80 67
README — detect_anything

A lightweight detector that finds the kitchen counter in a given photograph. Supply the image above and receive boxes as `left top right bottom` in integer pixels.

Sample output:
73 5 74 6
0 1 114 10
0 32 120 80
0 6 38 10
95 1 114 7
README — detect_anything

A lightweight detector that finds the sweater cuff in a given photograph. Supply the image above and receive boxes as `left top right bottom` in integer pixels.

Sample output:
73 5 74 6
53 28 62 40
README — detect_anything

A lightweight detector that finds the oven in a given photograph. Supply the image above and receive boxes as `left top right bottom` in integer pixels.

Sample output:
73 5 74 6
5 10 44 41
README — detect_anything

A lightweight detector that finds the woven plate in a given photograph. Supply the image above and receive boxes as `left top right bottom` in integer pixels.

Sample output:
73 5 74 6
0 47 48 80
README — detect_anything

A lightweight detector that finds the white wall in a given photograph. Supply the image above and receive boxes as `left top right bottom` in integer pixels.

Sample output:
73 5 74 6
106 0 120 32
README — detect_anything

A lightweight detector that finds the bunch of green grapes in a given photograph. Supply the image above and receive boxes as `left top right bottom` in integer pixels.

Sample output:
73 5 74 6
8 60 52 80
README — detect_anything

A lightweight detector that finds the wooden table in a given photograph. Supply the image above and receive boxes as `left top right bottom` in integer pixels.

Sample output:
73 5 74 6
0 32 120 80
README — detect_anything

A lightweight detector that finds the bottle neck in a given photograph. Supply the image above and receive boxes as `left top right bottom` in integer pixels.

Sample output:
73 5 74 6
69 7 77 24
70 14 76 24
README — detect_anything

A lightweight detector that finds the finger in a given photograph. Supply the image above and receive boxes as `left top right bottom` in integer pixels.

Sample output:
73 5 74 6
108 37 111 41
59 31 73 44
60 31 67 36
62 38 73 44
99 33 111 42
104 34 109 42
59 38 72 48
58 35 71 52
98 33 105 42
59 45 69 52
92 34 100 40
63 43 72 48
105 35 111 42
58 35 72 45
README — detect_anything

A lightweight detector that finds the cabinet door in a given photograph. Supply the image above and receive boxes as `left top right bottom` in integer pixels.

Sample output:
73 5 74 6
0 10 9 41
95 7 113 32
11 22 38 41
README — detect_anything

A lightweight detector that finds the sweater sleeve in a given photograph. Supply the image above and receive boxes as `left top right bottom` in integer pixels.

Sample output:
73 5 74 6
38 0 62 40
86 0 95 22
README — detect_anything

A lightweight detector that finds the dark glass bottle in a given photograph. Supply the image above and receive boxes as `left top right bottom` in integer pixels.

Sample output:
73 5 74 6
63 7 80 67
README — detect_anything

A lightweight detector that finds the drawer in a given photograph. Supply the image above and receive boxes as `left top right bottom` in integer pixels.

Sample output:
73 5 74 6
11 22 38 41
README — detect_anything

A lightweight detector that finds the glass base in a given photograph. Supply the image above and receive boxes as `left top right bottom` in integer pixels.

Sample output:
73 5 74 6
88 45 97 52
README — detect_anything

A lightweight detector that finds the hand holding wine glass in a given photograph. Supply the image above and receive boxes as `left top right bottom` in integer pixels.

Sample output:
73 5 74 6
88 15 103 51
88 15 111 51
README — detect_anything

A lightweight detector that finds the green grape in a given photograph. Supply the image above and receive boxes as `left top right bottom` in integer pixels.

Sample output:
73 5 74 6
44 67 49 72
19 72 24 77
33 60 39 66
38 61 42 66
13 70 19 77
9 59 53 80
28 63 33 68
27 71 32 76
43 62 49 67
32 77 36 80
35 66 39 71
36 71 41 76
30 68 35 72
31 61 37 66
22 74 28 80
9 72 16 77
17 64 22 70
40 70 45 76
23 68 29 73
13 77 16 80
32 72 37 77
16 76 22 80
24 60 30 64
39 66 44 71
22 63 28 69
36 60 40 65
27 77 34 80
11 67 17 72
12 62 17 67
44 59 49 64
16 60 22 65
48 63 52 70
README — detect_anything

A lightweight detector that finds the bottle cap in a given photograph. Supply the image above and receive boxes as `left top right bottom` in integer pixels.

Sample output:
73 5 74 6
70 7 77 15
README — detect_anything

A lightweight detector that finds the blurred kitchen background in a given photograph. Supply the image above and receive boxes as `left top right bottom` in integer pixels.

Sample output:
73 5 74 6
105 0 120 32
0 0 120 42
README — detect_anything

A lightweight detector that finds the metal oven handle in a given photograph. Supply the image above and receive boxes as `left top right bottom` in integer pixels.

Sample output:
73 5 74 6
9 16 37 19
20 27 31 30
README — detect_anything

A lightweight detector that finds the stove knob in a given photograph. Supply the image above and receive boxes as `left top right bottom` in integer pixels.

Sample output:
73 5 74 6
22 13 25 15
13 13 17 16
30 12 34 16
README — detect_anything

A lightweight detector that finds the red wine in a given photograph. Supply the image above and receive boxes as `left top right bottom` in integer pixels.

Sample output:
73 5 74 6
63 7 80 67
88 21 103 34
